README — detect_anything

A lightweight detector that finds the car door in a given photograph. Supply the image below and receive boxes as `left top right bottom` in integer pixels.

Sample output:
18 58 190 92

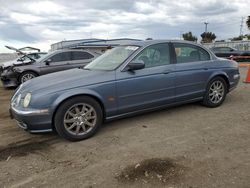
70 51 95 68
116 43 176 114
40 51 72 74
173 42 212 102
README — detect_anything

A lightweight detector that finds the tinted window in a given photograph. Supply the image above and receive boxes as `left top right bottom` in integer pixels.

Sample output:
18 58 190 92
134 43 170 68
174 43 210 63
72 51 94 60
220 47 232 52
213 47 232 52
50 52 71 62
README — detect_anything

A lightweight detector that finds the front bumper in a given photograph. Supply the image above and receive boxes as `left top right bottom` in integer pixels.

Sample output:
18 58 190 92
1 69 19 87
10 106 53 133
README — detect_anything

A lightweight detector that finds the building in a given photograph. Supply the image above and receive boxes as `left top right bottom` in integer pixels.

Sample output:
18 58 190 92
50 38 141 53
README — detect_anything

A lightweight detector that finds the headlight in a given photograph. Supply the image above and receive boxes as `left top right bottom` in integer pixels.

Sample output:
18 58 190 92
23 93 32 108
16 94 21 106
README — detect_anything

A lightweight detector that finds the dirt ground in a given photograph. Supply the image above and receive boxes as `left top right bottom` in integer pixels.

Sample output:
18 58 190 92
0 67 250 188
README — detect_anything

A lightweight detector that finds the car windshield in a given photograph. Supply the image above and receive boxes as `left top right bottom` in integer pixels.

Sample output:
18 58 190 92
18 55 29 62
17 53 47 62
37 52 55 62
85 45 139 71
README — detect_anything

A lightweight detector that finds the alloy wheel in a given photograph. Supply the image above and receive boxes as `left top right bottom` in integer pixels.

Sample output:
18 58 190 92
21 73 36 83
63 103 97 136
208 80 225 104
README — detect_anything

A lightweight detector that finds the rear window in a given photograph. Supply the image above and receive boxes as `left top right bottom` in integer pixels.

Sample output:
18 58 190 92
174 43 210 63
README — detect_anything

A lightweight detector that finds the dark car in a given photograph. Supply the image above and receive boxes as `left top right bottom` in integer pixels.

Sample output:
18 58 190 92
10 40 240 141
1 49 98 87
210 46 250 59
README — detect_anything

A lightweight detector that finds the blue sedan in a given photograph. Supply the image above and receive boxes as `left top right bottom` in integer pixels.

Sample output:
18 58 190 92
10 40 240 141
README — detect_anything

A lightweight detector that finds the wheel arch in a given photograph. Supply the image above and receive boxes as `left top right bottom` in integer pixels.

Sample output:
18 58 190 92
18 70 40 82
207 72 230 92
51 91 106 131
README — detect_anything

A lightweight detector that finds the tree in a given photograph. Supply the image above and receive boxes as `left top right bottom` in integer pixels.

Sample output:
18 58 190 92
200 32 216 43
182 32 197 42
246 16 250 30
231 34 250 41
231 35 244 41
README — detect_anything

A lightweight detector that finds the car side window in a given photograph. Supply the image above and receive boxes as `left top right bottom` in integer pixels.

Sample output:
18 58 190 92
134 43 170 68
71 51 94 60
50 52 71 62
221 47 232 52
174 43 210 63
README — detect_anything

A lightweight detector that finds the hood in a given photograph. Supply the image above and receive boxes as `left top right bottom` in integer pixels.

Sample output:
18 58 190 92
5 45 36 62
1 58 34 69
21 68 116 94
1 59 17 68
1 58 31 68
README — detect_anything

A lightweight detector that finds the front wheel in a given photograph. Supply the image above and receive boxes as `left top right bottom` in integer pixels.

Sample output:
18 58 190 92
54 96 103 141
19 71 37 83
202 77 227 108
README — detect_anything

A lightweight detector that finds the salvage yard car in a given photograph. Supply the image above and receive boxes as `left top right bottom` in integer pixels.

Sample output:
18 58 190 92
1 49 98 87
210 46 250 59
10 40 240 141
0 45 47 72
0 52 47 70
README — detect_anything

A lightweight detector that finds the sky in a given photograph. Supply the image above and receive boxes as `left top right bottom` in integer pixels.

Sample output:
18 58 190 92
0 0 249 52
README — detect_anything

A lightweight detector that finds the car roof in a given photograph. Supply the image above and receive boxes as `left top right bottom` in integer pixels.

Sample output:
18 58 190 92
122 39 205 47
53 49 92 53
48 49 94 56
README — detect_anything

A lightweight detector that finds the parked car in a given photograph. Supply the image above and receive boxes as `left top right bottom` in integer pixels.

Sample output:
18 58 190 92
1 49 98 87
10 40 240 141
210 46 250 59
0 45 47 69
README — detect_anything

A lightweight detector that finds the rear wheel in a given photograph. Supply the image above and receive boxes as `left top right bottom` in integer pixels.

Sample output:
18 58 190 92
54 96 103 141
202 77 227 108
19 71 37 83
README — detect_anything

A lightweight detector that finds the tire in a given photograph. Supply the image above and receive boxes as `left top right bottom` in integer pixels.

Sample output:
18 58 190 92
202 77 227 108
19 71 37 83
54 96 103 141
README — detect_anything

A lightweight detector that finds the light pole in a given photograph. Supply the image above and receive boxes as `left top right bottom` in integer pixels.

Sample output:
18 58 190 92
204 22 209 33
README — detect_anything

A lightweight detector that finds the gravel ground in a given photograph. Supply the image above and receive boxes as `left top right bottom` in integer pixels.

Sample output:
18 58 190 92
0 67 250 188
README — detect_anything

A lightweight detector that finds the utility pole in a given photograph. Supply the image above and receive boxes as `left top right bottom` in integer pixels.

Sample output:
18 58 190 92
204 22 209 33
240 17 244 36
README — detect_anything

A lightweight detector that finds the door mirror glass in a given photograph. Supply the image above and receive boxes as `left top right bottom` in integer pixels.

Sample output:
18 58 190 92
127 60 145 71
45 59 52 65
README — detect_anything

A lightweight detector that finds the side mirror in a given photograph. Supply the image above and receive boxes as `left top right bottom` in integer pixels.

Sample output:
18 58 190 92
45 59 52 65
127 60 145 71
